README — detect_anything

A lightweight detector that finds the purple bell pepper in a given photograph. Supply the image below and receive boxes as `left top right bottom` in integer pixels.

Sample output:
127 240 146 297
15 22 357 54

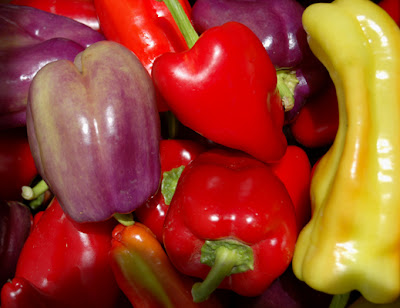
26 40 161 223
0 200 32 288
0 4 104 129
191 0 329 122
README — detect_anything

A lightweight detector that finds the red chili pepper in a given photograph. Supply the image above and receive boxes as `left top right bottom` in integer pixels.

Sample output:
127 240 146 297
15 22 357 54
0 127 37 202
163 148 297 302
0 198 122 308
110 222 226 308
135 139 206 243
94 0 192 112
10 0 100 31
270 145 312 232
379 0 400 26
289 81 339 148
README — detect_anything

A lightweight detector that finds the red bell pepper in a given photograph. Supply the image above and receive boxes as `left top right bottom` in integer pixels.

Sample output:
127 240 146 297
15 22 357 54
379 0 400 26
290 81 339 148
0 198 122 308
270 145 312 232
163 148 297 302
10 0 100 31
110 222 227 308
135 139 206 243
0 127 37 202
152 0 286 163
94 0 192 112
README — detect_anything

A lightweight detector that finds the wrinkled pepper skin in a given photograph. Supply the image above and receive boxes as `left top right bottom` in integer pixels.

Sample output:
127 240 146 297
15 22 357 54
0 4 104 129
0 201 32 288
292 0 400 304
163 149 297 299
135 139 206 243
191 0 329 122
94 0 192 111
10 0 100 31
153 22 287 163
110 222 226 308
26 40 161 223
0 127 37 201
0 198 122 308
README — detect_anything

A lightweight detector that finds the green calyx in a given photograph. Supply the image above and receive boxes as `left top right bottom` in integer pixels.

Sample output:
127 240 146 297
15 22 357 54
192 239 254 303
161 165 185 205
276 69 299 112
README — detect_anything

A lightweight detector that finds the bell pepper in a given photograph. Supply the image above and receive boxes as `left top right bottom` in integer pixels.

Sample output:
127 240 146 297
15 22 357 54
26 40 161 223
379 0 400 26
163 148 297 302
270 145 312 232
191 0 330 123
110 222 227 308
292 0 400 304
0 198 122 308
290 80 339 148
152 0 287 163
0 127 37 201
0 201 32 288
0 4 104 129
94 0 192 112
9 0 100 31
135 139 206 243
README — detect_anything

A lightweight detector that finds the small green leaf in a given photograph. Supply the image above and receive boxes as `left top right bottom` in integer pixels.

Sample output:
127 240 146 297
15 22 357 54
161 165 185 205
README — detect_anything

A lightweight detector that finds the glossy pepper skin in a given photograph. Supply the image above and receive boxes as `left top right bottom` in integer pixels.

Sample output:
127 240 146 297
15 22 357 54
94 0 191 112
163 149 297 301
10 0 100 31
270 145 311 233
0 198 122 308
0 4 104 129
0 127 37 201
191 0 329 123
290 81 339 148
110 222 226 308
292 0 400 304
26 40 161 223
153 21 287 163
135 139 206 243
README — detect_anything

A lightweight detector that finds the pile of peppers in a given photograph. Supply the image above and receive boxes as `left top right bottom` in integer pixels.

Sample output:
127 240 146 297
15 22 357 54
1 0 400 307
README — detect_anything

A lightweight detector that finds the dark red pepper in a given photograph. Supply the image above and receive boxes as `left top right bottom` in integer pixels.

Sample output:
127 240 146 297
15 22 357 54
135 139 206 243
163 148 297 302
10 0 100 31
379 0 400 26
0 198 122 308
290 81 339 148
0 127 37 202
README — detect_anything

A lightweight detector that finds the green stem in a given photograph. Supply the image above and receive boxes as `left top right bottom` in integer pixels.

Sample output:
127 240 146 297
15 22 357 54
329 293 351 308
21 180 49 200
276 69 299 112
192 246 238 303
114 213 135 226
160 0 199 48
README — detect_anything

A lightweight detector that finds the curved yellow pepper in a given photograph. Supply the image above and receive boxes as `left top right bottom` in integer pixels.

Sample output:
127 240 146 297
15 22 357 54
292 0 400 304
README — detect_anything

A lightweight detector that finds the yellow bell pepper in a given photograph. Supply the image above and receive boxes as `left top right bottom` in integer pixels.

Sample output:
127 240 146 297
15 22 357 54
292 0 400 304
